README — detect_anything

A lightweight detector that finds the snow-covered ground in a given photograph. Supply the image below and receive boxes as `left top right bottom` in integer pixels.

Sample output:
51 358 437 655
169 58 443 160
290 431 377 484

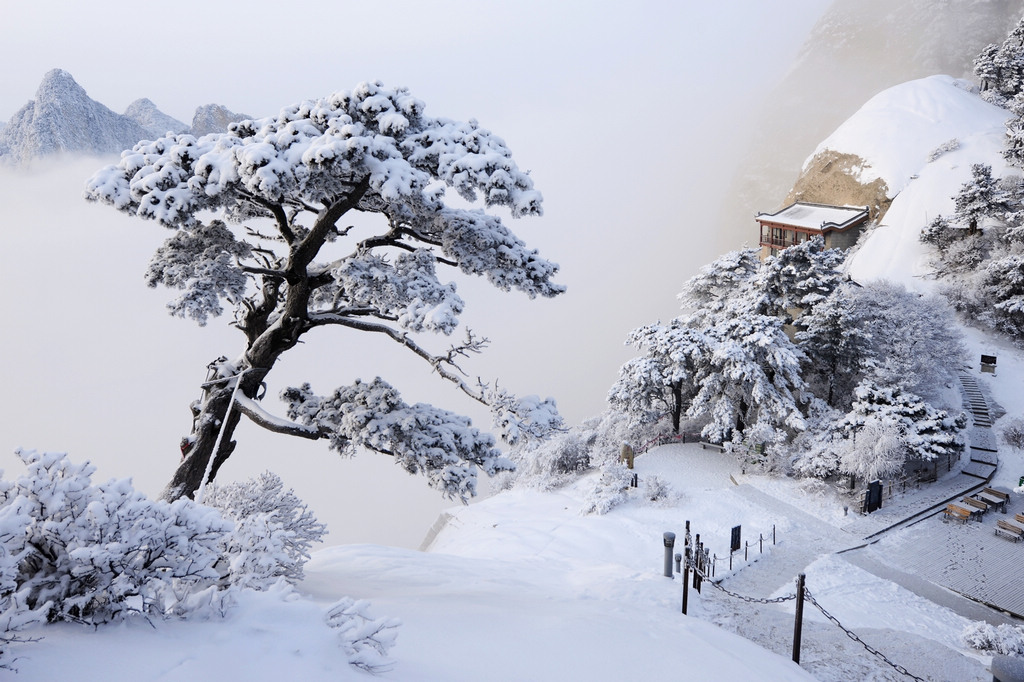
15 438 1017 681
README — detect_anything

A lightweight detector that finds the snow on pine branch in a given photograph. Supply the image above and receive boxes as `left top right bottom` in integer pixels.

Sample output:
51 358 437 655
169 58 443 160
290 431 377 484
321 249 464 334
145 220 252 324
282 378 514 501
482 383 564 445
84 81 542 224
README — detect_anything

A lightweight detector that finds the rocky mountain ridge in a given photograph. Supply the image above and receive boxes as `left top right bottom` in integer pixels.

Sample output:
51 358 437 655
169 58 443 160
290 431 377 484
0 69 249 165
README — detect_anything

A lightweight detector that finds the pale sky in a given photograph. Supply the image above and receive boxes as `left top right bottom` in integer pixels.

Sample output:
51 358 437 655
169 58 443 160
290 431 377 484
0 0 832 547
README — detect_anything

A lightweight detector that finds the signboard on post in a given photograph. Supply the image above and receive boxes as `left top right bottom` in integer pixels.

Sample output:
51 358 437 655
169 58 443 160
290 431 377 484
865 480 883 513
730 525 741 553
981 354 997 374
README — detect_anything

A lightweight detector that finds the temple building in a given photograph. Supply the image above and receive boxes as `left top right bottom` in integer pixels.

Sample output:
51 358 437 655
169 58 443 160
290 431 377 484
756 202 870 258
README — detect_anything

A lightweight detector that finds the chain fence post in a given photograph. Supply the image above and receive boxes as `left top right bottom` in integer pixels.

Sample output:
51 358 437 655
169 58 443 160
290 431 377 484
792 573 806 664
681 521 691 614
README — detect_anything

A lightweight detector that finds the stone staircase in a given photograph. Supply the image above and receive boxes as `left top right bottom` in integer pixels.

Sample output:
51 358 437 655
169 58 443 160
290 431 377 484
958 372 998 480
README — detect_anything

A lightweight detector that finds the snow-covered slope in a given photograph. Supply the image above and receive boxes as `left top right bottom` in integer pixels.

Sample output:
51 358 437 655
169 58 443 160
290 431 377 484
799 75 1011 290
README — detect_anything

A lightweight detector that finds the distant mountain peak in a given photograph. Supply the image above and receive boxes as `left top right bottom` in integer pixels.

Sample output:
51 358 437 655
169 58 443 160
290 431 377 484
0 69 245 165
191 103 251 137
36 68 85 99
124 98 188 139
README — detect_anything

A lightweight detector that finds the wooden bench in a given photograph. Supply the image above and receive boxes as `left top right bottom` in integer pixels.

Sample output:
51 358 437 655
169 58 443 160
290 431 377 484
943 504 971 523
1016 513 1024 526
995 519 1024 542
983 487 1009 501
699 442 725 452
980 487 1010 513
962 497 989 517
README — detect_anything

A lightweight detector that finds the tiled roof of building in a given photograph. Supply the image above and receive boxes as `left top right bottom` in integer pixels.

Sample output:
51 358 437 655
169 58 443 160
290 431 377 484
756 202 869 231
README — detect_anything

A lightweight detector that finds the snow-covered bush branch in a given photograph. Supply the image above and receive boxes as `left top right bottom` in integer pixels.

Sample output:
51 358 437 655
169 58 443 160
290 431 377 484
0 451 382 671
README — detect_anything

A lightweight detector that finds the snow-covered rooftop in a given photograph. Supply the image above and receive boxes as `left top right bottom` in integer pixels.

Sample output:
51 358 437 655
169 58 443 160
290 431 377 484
756 202 869 231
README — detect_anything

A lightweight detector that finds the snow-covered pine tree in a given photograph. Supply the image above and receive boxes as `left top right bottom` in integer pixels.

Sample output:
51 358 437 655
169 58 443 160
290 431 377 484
975 16 1024 106
980 253 1024 336
753 236 844 322
677 247 760 325
953 163 1010 233
837 380 965 472
684 294 807 449
795 287 872 409
608 320 706 433
85 82 565 502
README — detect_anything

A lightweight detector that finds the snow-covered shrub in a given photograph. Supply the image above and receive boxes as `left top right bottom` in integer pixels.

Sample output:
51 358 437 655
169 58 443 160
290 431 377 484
1000 417 1024 449
4 450 231 628
927 138 960 162
506 409 665 491
837 417 908 483
961 621 1024 655
641 474 677 505
326 597 401 673
942 234 987 273
0 451 401 673
203 471 326 586
580 462 634 515
939 280 985 319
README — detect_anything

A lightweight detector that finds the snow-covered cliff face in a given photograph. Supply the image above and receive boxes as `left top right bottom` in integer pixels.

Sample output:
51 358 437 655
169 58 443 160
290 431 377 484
790 75 1011 291
0 69 149 164
720 0 1022 246
124 98 189 140
191 103 250 136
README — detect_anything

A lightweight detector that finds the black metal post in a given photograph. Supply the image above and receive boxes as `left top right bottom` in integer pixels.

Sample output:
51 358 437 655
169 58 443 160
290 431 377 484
681 553 689 614
792 573 806 664
663 532 676 578
693 535 701 590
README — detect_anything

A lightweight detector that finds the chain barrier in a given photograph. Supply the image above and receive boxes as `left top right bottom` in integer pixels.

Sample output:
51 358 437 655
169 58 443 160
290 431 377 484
687 564 925 680
691 564 798 605
802 587 926 682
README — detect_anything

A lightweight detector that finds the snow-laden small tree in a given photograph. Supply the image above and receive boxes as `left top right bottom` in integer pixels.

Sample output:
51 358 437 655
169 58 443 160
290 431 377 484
836 417 908 485
0 450 232 629
203 471 326 586
953 163 1012 233
753 236 844 321
608 321 706 433
837 380 966 469
85 82 565 502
